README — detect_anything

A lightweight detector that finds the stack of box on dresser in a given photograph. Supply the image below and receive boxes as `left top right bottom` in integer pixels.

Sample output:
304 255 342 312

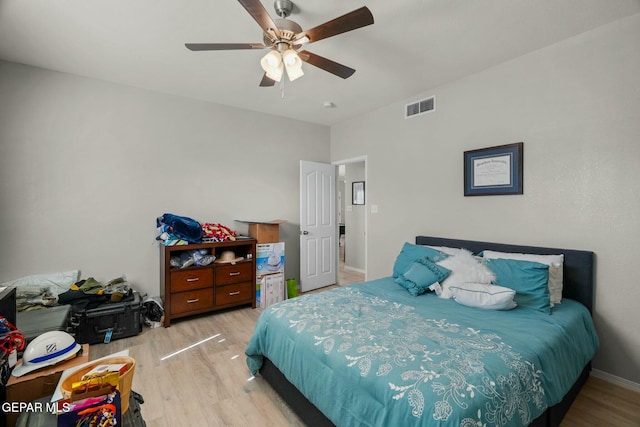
239 220 287 308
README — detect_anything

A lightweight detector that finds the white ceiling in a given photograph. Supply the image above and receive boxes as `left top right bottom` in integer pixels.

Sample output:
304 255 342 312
1 0 639 126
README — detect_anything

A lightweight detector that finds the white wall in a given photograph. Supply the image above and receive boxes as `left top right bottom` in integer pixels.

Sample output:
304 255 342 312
344 161 366 271
331 14 640 384
0 60 330 298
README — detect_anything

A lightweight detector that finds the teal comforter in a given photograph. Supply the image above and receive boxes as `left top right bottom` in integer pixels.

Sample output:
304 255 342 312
245 278 598 426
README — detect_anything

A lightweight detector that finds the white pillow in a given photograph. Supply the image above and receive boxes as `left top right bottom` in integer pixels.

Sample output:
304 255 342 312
449 283 517 310
482 250 564 305
435 249 496 299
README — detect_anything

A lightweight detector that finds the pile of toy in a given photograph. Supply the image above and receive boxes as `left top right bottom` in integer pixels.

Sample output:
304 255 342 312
0 316 25 362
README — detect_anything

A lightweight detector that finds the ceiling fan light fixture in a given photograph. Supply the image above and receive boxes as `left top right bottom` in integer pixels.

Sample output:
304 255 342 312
285 63 304 81
282 49 304 81
282 49 301 67
267 62 284 82
261 50 281 69
260 50 284 81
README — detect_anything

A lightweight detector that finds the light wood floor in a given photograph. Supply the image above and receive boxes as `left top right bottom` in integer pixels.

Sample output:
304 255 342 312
92 305 303 426
91 304 640 426
91 257 638 426
561 376 640 427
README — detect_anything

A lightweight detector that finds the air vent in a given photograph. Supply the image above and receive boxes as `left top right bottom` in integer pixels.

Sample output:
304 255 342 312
405 96 435 118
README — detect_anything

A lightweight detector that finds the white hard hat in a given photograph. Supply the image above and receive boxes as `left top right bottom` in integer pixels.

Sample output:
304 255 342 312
12 330 81 377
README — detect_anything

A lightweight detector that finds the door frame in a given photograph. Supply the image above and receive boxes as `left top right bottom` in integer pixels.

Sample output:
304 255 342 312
333 155 367 283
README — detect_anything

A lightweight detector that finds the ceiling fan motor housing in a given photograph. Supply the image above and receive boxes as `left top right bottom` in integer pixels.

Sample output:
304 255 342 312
264 18 302 46
274 0 294 18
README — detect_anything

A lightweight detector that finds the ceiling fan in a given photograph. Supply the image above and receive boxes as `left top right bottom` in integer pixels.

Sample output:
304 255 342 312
185 0 374 86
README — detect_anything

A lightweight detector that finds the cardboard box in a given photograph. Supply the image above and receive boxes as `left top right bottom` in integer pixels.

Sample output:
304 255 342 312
258 272 285 309
236 220 287 243
256 242 285 277
5 344 90 427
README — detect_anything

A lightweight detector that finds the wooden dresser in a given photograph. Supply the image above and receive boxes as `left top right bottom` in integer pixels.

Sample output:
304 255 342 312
160 238 257 327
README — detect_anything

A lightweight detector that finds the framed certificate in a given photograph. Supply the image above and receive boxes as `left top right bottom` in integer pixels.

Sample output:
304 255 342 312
464 142 523 196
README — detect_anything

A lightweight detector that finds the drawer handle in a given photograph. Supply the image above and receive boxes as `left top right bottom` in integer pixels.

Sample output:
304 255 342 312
229 272 241 276
187 298 200 304
229 291 241 296
186 277 200 282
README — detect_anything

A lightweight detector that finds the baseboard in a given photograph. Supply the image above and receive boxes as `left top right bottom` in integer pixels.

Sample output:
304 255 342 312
343 265 365 274
591 369 640 392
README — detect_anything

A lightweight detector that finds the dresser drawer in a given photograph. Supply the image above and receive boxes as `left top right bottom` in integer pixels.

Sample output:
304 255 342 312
215 262 253 285
170 289 214 315
215 282 253 307
170 268 213 293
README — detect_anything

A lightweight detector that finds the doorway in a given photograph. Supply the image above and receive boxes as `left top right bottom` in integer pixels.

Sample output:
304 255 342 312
334 156 367 286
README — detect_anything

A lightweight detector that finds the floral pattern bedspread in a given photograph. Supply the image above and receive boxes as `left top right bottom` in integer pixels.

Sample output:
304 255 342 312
246 278 598 427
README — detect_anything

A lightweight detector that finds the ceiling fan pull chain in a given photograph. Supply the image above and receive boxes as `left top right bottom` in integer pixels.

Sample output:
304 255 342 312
281 78 285 99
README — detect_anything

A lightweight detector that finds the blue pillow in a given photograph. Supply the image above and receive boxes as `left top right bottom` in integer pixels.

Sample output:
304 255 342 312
392 242 448 278
485 258 550 313
395 258 451 296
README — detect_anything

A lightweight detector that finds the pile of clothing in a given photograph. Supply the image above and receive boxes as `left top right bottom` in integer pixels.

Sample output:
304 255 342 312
156 213 237 246
2 271 135 313
201 223 237 241
170 249 215 268
15 287 57 311
58 276 132 312
1 270 79 312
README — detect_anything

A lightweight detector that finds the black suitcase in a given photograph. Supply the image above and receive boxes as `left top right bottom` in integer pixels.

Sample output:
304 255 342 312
71 292 143 345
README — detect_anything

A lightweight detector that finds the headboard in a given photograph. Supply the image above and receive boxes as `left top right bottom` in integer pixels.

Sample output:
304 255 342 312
415 236 595 313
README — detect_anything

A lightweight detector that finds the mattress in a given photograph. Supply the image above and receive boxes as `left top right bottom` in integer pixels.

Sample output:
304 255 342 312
245 277 598 427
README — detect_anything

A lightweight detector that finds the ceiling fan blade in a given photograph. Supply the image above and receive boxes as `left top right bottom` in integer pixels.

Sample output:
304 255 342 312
296 6 374 44
185 43 265 51
237 0 281 40
259 73 277 87
298 50 355 79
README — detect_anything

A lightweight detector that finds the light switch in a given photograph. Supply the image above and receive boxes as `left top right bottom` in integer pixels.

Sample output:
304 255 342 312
370 204 378 214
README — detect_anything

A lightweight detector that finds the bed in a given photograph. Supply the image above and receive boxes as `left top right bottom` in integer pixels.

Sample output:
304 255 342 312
245 236 598 426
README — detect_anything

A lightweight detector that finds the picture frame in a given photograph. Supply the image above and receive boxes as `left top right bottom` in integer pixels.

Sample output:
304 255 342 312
352 181 365 205
464 142 523 196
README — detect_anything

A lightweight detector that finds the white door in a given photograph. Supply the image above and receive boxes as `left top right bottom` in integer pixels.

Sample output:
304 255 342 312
300 160 337 292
